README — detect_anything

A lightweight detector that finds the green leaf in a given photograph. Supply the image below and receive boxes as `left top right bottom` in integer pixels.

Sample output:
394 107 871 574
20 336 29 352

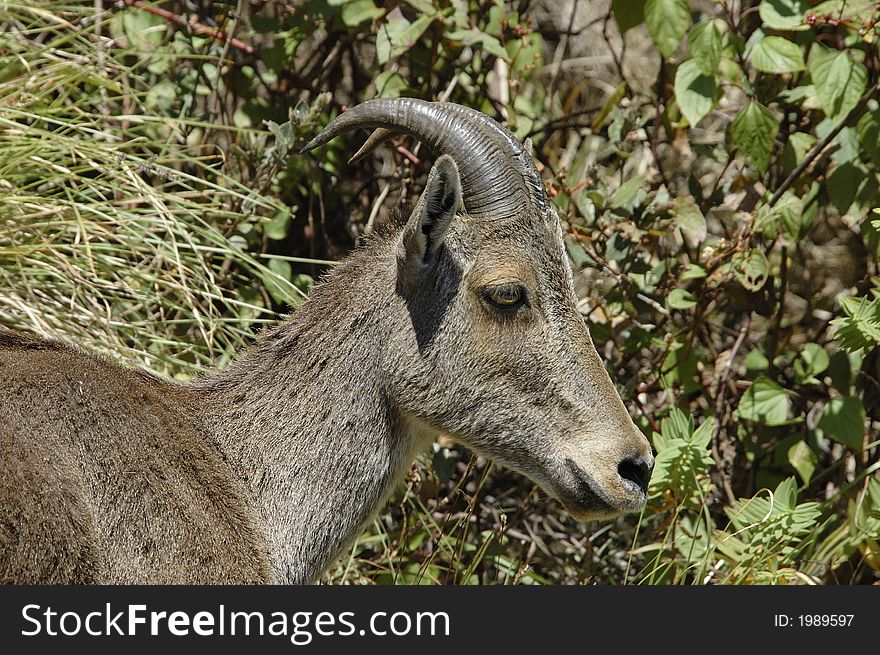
673 197 707 246
758 191 805 242
122 7 165 49
809 46 868 121
731 248 770 292
402 0 437 14
680 264 707 280
787 440 817 485
781 131 816 172
748 36 805 74
373 70 409 97
774 477 798 510
729 101 779 173
262 258 297 305
667 288 697 310
827 162 864 214
645 0 691 58
262 208 291 240
830 296 880 352
794 343 830 384
856 109 880 167
735 375 791 425
674 59 718 127
608 175 645 210
661 407 694 441
818 396 866 451
376 14 434 64
745 348 770 376
340 0 384 27
446 29 509 60
612 0 645 34
688 20 722 75
759 0 811 31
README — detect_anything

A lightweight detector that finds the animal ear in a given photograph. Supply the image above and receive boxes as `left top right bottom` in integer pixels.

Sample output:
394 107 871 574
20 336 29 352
399 154 461 275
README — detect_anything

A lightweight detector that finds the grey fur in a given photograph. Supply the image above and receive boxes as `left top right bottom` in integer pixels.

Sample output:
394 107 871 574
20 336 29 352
0 101 652 584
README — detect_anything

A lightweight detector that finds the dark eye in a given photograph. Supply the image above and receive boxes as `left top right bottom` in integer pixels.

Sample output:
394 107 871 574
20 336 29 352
482 283 527 311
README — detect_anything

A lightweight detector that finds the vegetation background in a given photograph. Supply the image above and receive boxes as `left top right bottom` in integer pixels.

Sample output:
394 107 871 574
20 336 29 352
0 0 878 584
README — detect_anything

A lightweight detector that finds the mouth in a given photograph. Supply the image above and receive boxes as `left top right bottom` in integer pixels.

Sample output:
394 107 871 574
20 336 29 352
559 458 647 521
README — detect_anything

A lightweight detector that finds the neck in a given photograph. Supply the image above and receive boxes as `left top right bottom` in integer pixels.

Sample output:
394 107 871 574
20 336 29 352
195 258 433 583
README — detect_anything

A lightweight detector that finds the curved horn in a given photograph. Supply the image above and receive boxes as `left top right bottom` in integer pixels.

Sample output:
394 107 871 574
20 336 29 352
300 98 547 221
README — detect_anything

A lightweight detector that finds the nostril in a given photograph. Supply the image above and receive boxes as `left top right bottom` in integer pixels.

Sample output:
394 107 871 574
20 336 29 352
618 454 652 494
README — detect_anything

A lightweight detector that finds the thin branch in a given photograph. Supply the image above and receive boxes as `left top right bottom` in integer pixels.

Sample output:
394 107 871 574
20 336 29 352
120 0 256 55
711 315 752 506
768 81 880 207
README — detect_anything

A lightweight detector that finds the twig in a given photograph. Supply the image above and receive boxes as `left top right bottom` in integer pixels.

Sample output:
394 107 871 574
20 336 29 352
651 59 672 190
120 0 256 55
601 2 626 83
711 315 751 505
768 82 880 207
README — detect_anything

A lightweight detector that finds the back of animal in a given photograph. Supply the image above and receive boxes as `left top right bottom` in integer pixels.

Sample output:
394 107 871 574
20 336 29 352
0 328 272 583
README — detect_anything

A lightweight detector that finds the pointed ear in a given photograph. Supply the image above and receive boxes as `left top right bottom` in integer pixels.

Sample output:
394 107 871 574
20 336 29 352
399 154 462 276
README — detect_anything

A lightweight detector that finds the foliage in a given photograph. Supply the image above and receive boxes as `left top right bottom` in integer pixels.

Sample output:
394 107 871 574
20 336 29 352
0 0 878 584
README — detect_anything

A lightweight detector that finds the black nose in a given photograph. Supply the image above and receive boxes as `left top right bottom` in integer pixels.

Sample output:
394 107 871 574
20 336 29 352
618 454 653 494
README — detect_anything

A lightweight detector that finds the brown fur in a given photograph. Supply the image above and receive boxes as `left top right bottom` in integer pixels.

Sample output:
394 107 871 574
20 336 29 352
1 154 652 584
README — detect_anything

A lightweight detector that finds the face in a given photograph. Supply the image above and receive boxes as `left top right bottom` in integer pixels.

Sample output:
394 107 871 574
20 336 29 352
391 164 654 520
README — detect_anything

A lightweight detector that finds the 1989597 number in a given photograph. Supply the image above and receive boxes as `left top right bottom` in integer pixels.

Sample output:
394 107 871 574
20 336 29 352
774 614 854 627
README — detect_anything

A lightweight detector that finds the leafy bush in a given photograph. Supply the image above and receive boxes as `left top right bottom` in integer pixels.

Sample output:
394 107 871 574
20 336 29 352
1 0 877 584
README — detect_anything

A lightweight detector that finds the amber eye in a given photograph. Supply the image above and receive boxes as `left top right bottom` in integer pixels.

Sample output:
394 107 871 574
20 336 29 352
482 283 527 311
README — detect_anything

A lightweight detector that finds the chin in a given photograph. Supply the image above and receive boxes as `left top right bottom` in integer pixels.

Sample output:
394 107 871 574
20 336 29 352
561 499 644 522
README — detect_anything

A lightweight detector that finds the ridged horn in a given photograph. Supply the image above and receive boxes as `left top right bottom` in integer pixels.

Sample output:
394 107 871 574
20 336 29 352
300 98 547 221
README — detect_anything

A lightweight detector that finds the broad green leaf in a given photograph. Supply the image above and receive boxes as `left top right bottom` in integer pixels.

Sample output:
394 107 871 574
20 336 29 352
262 208 291 240
668 288 697 310
674 59 718 127
731 248 770 291
811 0 880 24
759 0 811 31
122 7 165 49
680 264 707 280
688 20 722 75
673 197 707 246
645 0 691 58
794 343 830 384
612 0 645 34
608 175 645 210
376 14 434 63
446 29 509 60
340 0 384 27
402 0 437 14
745 348 770 376
729 101 779 173
748 36 805 74
827 162 864 214
735 375 791 425
809 46 868 121
818 396 866 451
787 440 817 485
374 70 409 97
263 258 297 305
757 191 805 242
781 131 815 171
565 238 594 269
776 191 805 242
